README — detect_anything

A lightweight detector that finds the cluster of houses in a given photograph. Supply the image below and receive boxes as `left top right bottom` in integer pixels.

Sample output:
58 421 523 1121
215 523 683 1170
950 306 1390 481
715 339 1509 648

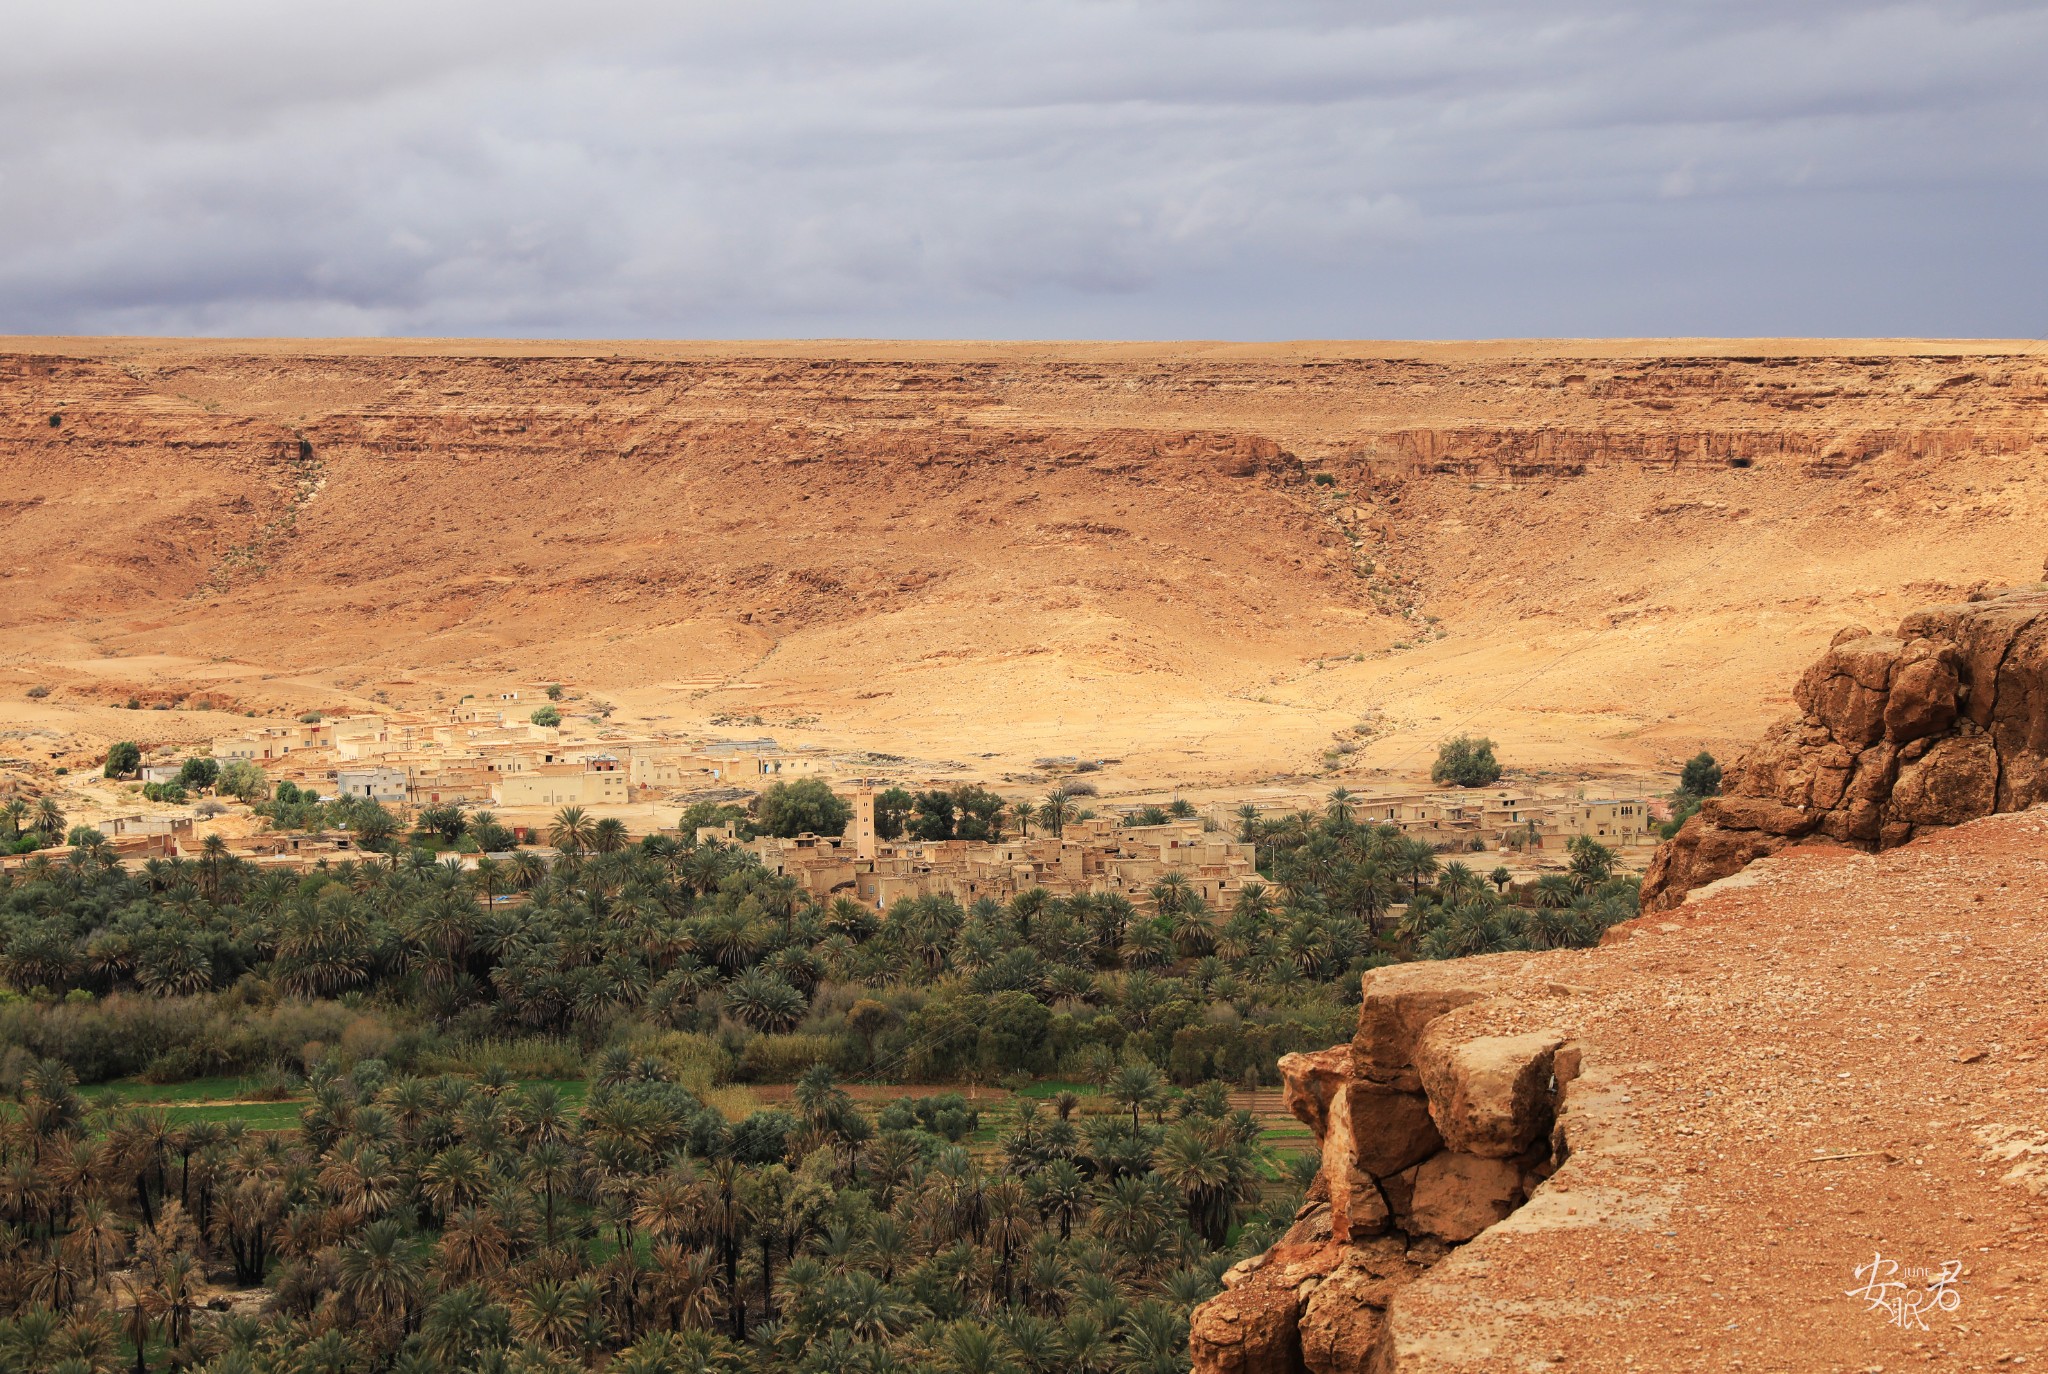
1333 789 1655 851
18 684 1661 900
201 690 824 814
726 783 1656 913
735 785 1262 911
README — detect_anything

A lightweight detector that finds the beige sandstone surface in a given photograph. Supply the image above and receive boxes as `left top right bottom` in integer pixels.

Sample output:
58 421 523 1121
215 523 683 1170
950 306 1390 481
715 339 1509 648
3 338 2046 791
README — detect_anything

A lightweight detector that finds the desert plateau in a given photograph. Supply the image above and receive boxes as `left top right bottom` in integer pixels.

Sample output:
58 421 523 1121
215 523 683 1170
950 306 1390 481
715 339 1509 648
6 336 2046 793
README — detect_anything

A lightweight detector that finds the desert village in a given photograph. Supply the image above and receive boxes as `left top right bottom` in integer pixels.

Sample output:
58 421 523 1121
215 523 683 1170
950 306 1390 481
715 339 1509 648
9 685 1662 911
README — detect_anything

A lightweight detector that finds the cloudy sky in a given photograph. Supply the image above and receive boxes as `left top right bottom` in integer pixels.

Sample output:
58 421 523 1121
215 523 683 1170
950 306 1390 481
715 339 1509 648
2 1 2043 339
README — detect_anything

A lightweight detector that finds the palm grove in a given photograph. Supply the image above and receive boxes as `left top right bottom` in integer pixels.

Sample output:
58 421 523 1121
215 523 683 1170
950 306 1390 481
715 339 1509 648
0 772 1638 1372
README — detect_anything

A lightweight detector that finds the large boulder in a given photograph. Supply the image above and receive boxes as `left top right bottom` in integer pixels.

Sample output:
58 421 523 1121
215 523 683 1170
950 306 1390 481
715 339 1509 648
1883 642 1963 742
1318 1087 1390 1241
1414 1028 1564 1158
1637 812 1791 911
1346 1084 1443 1178
1889 731 1999 826
1793 633 1900 745
1403 1151 1525 1243
1189 1285 1304 1374
1296 1240 1430 1374
1642 587 2048 909
1189 1245 1330 1374
1350 962 1503 1091
1279 1045 1351 1141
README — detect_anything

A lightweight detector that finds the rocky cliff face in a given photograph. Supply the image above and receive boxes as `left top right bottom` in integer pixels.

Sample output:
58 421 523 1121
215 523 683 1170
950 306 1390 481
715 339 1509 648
1190 962 1574 1374
1640 585 2048 910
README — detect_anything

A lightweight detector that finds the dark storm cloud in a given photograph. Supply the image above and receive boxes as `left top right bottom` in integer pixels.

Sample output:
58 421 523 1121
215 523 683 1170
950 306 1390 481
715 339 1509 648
1 1 2042 338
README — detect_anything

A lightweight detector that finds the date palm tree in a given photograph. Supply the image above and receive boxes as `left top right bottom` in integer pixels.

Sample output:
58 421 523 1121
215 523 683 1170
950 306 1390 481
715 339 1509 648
939 1319 1023 1374
724 967 806 1033
1028 1159 1089 1240
33 796 65 844
1397 837 1439 897
549 806 595 854
1155 1123 1253 1247
338 1217 426 1329
647 1244 722 1333
1164 893 1215 959
140 1249 200 1350
469 855 503 907
68 1196 127 1290
1040 788 1074 839
701 1158 755 1340
632 1168 704 1246
513 1275 592 1354
508 850 546 891
1106 1063 1164 1132
437 1206 509 1284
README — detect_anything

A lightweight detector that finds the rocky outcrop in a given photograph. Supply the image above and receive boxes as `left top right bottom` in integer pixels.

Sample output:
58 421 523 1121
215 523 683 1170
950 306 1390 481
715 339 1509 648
1191 963 1569 1374
1641 585 2048 909
1197 813 2048 1372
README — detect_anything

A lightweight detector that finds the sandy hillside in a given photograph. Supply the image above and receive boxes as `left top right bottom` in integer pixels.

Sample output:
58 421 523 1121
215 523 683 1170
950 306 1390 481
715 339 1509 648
3 337 2044 792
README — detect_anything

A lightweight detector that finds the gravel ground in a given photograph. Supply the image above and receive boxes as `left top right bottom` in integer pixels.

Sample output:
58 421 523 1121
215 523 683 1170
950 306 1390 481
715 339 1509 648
1383 809 2048 1372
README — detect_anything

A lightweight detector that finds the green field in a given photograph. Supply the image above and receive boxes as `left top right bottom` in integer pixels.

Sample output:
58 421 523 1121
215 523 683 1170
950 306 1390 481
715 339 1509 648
69 1075 589 1129
60 1072 1314 1150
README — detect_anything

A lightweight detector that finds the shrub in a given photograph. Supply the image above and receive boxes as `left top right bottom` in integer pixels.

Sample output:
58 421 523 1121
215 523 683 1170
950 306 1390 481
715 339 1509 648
736 1032 856 1082
698 1084 761 1121
220 758 270 802
1312 472 1336 486
411 1034 589 1081
0 994 372 1085
1679 751 1722 798
623 1030 736 1091
730 1109 798 1164
1660 794 1702 840
1430 735 1502 788
877 1093 978 1141
25 685 49 700
755 778 853 839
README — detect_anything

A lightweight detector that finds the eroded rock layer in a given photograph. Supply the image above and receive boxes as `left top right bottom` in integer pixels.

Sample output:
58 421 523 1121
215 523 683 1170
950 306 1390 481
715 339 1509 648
4 339 2047 780
1641 585 2048 909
